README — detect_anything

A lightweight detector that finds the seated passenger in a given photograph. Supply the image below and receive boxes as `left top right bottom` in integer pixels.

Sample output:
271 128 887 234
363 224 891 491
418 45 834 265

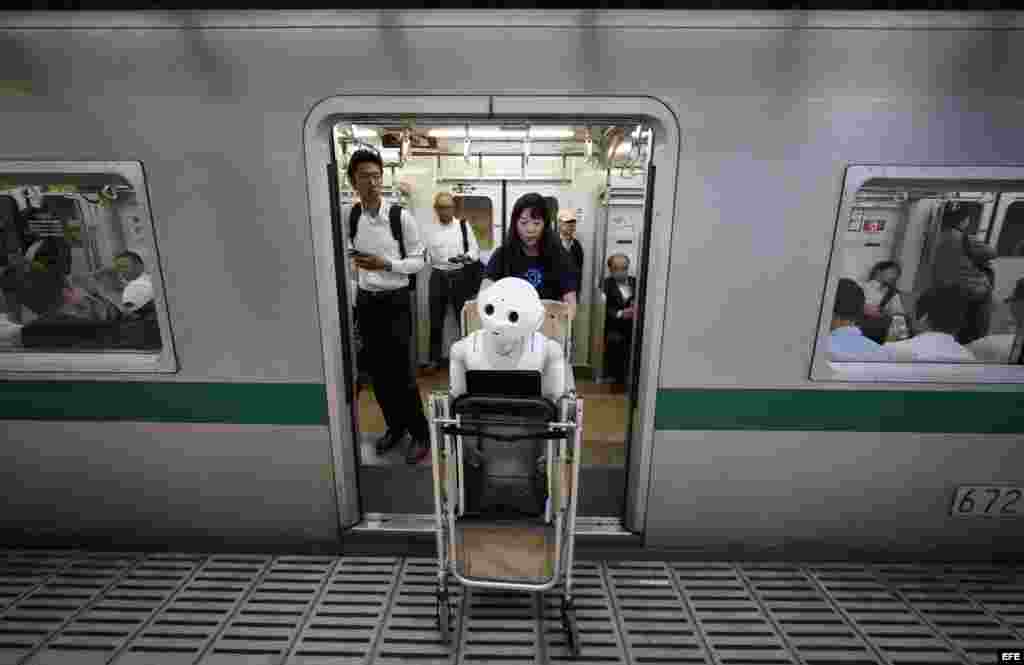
450 277 565 402
114 250 154 316
860 260 908 344
883 285 976 362
827 278 888 361
478 193 578 314
968 278 1024 363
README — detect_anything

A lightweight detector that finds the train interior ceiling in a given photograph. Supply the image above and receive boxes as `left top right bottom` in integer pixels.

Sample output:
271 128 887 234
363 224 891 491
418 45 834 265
335 121 649 471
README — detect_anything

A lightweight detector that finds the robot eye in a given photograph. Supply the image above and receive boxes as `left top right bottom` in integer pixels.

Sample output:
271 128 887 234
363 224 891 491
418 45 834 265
484 304 494 316
508 311 519 323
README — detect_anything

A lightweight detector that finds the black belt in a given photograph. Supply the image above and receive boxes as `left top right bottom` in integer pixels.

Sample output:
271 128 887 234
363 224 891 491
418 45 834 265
357 288 410 302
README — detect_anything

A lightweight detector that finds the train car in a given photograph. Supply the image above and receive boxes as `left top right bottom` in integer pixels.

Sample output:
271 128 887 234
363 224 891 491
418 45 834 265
0 10 1022 560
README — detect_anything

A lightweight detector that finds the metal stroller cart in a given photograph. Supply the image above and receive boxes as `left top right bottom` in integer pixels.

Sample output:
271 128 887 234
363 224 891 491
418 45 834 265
427 300 583 657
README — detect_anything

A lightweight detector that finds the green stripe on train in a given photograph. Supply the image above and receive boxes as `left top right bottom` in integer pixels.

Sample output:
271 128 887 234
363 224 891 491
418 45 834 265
0 383 1022 432
0 381 328 425
655 389 1024 433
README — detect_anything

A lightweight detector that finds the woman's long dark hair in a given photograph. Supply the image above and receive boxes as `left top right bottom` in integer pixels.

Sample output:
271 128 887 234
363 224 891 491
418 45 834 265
868 260 902 284
500 192 568 277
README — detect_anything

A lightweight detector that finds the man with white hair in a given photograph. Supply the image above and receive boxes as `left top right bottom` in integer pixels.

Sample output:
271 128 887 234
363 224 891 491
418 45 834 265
425 191 480 372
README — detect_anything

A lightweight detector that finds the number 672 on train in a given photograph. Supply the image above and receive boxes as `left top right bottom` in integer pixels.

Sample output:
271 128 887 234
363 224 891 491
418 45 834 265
951 486 1023 518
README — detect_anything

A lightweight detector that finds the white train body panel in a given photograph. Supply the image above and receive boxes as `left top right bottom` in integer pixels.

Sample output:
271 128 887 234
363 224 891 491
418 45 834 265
0 11 1021 556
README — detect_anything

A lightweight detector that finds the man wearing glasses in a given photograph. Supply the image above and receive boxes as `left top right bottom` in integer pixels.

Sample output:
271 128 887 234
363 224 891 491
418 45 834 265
346 149 431 465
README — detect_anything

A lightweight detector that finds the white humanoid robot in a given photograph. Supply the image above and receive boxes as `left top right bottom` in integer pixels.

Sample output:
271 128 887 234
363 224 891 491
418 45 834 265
449 277 566 401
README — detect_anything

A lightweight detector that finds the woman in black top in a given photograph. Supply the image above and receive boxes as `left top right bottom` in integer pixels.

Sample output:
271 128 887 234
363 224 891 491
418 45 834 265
479 192 578 307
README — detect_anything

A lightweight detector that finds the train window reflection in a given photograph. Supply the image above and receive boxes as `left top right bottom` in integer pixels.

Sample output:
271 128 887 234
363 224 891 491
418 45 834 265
995 201 1024 258
823 184 1024 369
0 173 164 359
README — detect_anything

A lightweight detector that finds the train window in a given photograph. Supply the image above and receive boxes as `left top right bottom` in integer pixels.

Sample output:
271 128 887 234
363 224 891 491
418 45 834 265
0 162 175 373
812 166 1024 383
996 201 1024 258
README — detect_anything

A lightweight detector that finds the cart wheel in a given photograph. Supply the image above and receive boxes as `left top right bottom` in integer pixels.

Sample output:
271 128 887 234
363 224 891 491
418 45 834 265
436 591 452 644
561 598 581 658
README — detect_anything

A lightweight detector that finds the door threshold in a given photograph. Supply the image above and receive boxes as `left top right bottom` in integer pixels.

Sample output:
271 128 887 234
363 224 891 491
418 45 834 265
351 512 633 537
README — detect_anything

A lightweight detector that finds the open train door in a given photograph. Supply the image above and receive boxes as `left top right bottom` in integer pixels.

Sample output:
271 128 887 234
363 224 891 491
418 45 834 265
623 124 657 534
325 136 363 530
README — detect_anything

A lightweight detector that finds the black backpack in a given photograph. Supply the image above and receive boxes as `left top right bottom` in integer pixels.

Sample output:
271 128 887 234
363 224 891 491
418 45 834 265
457 218 484 293
348 202 416 291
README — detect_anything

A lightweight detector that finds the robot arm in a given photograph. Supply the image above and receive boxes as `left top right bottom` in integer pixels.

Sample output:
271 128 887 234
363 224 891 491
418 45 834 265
449 338 468 398
542 337 567 399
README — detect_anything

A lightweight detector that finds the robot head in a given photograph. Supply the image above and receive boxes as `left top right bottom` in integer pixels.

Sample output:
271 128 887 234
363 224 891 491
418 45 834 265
478 277 545 344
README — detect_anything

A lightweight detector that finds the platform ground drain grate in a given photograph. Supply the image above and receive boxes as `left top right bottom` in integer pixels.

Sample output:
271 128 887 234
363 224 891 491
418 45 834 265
1 550 1020 665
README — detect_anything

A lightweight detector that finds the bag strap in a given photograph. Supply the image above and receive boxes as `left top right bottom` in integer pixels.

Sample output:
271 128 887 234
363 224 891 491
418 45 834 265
389 204 406 260
459 218 469 254
349 203 406 261
348 203 361 244
879 286 897 310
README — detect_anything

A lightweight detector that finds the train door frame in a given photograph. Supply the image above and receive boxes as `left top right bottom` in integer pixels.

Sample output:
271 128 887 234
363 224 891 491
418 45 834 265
304 96 680 535
987 192 1024 304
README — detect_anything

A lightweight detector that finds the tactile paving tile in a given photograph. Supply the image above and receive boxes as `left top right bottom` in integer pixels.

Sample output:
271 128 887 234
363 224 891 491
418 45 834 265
605 560 704 664
0 551 79 615
287 556 401 665
112 554 272 665
543 561 625 663
869 564 1021 665
741 563 882 665
201 556 336 665
935 564 1024 639
0 552 142 665
374 557 458 665
806 563 966 665
2 550 1023 665
672 562 799 665
28 552 205 665
457 586 538 665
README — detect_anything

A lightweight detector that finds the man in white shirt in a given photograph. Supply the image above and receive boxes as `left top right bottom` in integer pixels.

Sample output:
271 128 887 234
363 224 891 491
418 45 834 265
968 278 1024 364
425 192 480 371
346 149 431 464
883 285 976 362
826 278 888 362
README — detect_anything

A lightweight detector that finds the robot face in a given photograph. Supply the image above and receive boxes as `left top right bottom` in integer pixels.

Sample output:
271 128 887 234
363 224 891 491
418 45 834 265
478 277 544 344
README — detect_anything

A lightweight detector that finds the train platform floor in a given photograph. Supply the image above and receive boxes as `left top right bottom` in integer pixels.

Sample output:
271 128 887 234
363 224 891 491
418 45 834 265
1 547 1022 665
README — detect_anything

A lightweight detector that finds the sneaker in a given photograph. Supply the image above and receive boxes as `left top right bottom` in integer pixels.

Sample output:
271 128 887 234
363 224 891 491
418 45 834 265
405 438 430 465
375 429 407 455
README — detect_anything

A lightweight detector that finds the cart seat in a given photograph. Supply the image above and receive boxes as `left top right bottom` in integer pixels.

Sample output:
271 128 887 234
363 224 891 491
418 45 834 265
449 393 561 518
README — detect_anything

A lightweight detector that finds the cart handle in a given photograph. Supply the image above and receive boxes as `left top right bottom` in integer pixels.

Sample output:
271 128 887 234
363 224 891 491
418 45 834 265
440 425 569 442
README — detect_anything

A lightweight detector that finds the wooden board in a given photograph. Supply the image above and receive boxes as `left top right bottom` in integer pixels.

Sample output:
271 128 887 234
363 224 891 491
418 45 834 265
455 522 556 582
